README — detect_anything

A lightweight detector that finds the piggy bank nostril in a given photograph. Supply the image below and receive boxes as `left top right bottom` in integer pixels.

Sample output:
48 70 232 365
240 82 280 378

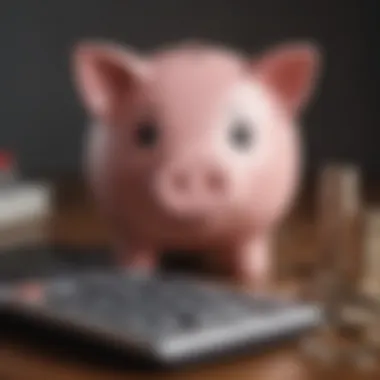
206 171 225 193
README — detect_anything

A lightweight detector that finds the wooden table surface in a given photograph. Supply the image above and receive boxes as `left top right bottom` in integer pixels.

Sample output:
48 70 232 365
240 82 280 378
0 181 379 380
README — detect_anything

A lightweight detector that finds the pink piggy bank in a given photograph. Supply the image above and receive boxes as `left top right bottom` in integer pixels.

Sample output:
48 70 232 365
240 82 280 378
71 40 321 285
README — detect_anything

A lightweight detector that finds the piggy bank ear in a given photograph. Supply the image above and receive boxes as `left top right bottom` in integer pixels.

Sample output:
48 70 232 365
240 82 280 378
254 43 321 115
71 41 149 123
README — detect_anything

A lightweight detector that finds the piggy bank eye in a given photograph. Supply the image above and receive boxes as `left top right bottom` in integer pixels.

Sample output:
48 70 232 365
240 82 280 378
134 122 158 148
229 120 253 150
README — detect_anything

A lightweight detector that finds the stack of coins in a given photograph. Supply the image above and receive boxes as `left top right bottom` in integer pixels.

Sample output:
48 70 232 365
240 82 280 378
301 164 366 365
350 208 380 370
302 164 380 371
360 209 380 298
314 164 364 305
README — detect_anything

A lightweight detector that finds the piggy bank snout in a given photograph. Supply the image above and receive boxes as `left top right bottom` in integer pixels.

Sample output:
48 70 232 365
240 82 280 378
170 166 226 194
155 161 230 215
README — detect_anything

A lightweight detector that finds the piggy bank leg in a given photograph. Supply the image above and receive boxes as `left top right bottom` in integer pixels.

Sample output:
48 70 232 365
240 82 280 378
233 234 273 290
115 242 158 273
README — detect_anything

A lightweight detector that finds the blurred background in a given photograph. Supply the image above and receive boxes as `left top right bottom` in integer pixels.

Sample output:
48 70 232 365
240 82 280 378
0 0 379 182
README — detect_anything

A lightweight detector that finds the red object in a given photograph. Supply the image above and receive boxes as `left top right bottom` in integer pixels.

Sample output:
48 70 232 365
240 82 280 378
0 151 14 171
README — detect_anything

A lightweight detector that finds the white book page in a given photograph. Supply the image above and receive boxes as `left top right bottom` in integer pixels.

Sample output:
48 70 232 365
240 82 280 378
0 183 53 229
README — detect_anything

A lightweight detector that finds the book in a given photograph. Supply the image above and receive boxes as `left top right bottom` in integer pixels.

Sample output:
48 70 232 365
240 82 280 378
0 182 53 231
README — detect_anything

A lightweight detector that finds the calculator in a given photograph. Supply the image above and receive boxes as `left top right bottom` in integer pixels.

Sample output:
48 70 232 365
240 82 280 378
0 246 324 368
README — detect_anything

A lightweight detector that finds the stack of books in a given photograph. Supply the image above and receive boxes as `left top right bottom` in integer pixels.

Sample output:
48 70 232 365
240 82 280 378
0 151 53 244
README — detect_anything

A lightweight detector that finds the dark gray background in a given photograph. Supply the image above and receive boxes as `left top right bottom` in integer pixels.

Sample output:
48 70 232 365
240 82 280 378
0 0 379 179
